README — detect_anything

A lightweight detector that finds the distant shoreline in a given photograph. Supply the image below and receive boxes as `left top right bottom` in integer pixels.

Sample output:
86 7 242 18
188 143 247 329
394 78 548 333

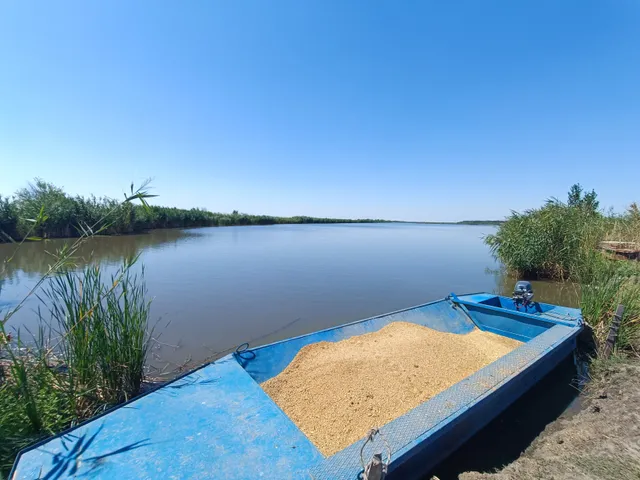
391 220 504 226
0 180 502 244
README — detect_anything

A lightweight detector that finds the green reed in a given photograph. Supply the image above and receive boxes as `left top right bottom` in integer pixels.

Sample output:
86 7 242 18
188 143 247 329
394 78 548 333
579 256 640 356
485 199 605 280
42 258 153 405
1 181 156 476
0 260 153 475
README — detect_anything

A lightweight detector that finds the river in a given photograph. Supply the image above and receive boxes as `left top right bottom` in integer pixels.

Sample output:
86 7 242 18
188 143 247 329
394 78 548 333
0 223 578 373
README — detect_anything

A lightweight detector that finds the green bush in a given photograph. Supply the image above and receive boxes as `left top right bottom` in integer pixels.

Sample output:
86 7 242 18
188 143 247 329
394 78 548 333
0 196 18 241
485 185 604 279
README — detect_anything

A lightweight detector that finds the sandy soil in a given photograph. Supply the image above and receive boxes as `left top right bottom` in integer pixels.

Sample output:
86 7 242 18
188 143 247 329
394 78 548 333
261 321 521 456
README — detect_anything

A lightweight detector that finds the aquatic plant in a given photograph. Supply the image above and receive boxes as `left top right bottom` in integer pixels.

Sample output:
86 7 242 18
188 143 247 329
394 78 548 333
44 259 152 401
0 260 153 475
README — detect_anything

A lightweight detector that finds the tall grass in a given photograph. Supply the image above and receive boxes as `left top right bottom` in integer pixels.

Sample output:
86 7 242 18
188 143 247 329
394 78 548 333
603 203 640 244
485 198 604 279
579 257 640 355
0 260 153 475
0 336 73 473
486 188 639 282
42 259 152 404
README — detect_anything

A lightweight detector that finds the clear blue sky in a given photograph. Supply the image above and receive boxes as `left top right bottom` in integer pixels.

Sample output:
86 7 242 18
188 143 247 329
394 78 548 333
1 1 639 221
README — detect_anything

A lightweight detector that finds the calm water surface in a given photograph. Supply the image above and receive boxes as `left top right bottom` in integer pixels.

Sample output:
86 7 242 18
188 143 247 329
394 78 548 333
0 223 577 371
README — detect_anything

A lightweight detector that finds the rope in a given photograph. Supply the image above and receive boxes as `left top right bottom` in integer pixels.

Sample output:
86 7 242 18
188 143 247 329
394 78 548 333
358 428 391 480
234 342 256 360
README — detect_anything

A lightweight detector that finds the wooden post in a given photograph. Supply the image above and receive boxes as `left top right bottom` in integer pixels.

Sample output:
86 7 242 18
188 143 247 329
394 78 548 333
602 304 624 358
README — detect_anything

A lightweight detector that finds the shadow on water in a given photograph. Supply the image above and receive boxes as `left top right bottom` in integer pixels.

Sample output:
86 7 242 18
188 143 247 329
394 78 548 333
425 355 583 479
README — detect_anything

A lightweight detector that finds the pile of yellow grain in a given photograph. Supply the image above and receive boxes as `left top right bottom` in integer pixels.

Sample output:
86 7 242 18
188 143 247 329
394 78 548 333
261 321 521 456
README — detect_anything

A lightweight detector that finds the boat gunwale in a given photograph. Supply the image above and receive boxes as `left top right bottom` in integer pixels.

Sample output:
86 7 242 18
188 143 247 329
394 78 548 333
455 298 582 327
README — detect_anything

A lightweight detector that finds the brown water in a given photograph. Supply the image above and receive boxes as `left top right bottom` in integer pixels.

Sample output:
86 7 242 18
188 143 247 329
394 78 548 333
0 223 577 372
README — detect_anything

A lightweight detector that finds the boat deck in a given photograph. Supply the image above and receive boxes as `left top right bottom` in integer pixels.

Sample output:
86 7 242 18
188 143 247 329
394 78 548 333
11 357 323 479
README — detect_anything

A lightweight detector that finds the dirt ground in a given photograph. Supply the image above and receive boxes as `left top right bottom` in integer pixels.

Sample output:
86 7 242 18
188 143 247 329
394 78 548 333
460 357 640 480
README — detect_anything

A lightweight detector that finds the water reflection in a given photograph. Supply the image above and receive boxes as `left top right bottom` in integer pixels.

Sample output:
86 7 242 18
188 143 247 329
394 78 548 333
0 224 581 367
0 229 201 282
494 269 580 308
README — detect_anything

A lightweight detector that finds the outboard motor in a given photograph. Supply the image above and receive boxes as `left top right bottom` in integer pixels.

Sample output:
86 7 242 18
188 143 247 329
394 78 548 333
512 281 534 310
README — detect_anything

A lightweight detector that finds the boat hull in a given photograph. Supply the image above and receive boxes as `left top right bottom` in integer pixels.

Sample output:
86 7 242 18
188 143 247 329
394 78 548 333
11 293 583 480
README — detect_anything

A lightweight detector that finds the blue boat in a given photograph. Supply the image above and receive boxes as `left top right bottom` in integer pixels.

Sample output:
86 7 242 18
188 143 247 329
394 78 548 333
11 290 583 479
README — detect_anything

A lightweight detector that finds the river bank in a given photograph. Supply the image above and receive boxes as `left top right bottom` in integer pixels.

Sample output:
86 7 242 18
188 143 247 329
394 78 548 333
460 356 640 480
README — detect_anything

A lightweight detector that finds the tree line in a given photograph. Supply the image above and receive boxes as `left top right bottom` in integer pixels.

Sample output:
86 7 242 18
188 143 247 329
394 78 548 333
0 180 385 242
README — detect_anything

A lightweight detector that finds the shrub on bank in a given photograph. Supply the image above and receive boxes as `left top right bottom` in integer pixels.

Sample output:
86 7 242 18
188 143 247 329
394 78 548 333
485 198 603 279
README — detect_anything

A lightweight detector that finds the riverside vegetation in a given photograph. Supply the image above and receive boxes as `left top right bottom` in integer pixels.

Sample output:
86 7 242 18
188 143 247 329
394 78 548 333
486 184 640 356
0 184 156 477
0 179 383 243
475 185 640 479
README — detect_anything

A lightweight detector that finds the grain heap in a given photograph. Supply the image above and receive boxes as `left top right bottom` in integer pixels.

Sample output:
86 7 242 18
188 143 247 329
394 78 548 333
261 321 521 456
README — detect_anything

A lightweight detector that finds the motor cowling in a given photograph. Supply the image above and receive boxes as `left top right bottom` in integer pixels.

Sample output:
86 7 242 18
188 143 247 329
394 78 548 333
512 280 534 309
